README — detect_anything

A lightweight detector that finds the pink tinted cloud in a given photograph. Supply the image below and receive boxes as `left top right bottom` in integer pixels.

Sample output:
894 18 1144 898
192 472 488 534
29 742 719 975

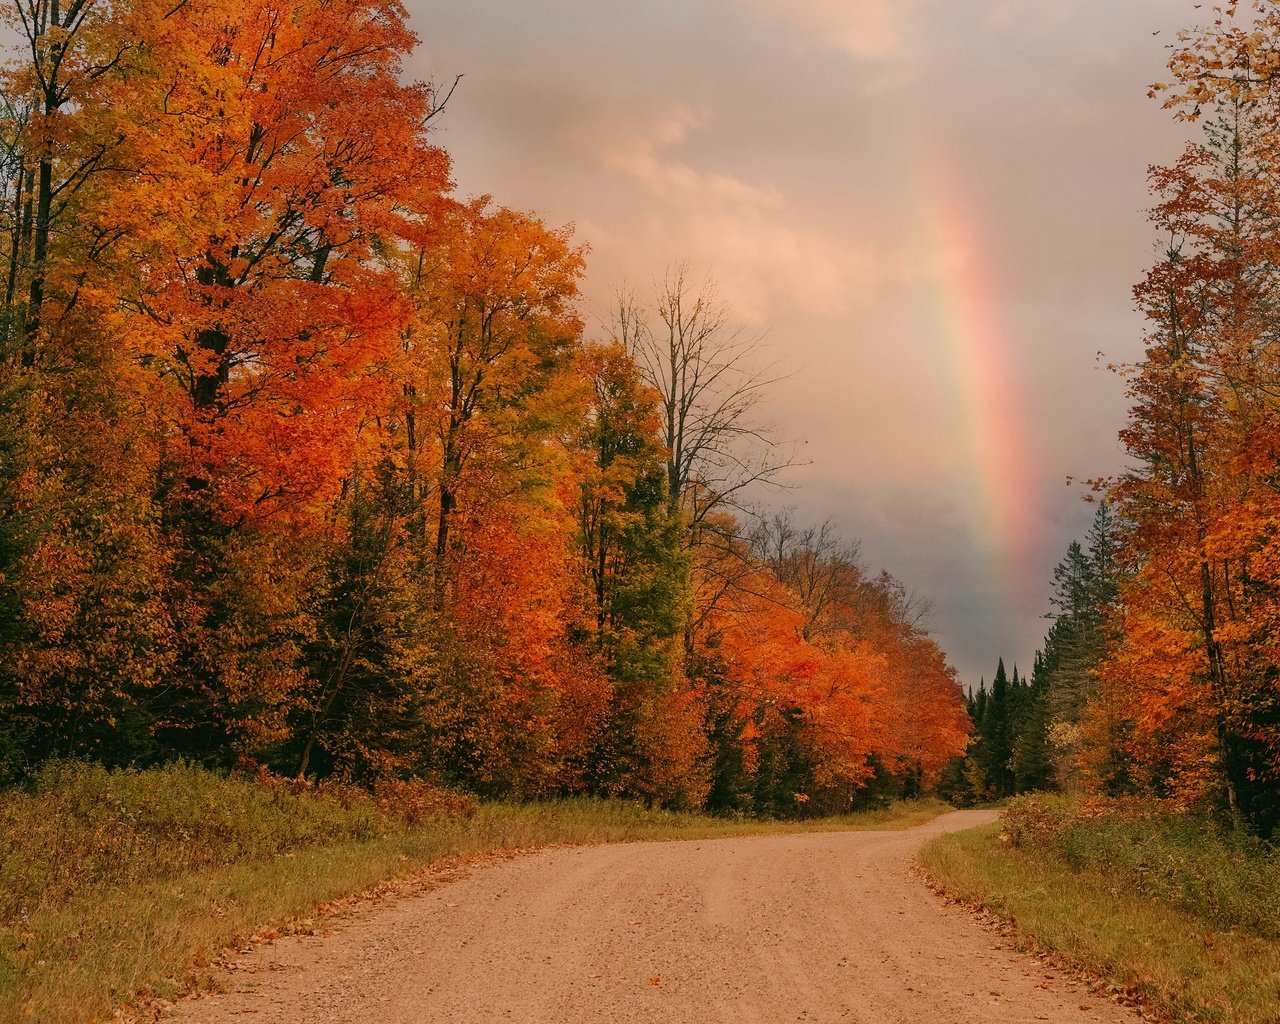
733 0 919 61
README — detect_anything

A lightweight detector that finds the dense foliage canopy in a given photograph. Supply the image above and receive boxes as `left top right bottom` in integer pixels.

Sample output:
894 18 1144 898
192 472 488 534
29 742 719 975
0 0 970 812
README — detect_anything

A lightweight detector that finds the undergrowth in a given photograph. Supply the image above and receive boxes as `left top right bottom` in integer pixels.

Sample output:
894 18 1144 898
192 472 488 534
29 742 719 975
1002 794 1280 938
921 794 1280 1024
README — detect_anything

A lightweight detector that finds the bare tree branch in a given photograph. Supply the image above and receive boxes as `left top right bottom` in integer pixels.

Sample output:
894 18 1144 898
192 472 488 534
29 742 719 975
614 264 801 539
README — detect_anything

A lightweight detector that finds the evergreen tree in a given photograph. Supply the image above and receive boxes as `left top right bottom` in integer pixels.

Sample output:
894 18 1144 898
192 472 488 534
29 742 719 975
1037 505 1117 788
287 468 438 782
973 679 988 727
576 344 690 795
935 754 974 806
1012 650 1053 791
974 659 1015 797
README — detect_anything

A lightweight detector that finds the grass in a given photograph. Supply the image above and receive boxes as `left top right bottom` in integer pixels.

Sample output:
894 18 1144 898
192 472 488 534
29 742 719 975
0 762 947 1024
920 794 1280 1024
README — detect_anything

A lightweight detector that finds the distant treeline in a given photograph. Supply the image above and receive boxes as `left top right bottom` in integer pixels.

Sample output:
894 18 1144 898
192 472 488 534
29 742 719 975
939 504 1116 808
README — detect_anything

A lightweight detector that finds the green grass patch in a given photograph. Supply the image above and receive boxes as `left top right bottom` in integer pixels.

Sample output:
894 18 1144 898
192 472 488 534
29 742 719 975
1 762 947 1024
920 794 1280 1024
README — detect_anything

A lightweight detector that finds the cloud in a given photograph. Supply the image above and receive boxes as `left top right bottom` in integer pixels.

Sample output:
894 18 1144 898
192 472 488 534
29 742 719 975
584 106 908 322
596 106 782 211
733 0 918 61
412 77 908 322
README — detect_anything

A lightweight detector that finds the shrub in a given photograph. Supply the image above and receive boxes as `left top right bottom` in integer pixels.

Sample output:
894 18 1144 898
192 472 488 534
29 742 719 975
0 761 475 923
1001 793 1280 937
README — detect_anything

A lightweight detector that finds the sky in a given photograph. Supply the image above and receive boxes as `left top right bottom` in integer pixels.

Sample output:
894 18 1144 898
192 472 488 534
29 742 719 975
406 0 1200 690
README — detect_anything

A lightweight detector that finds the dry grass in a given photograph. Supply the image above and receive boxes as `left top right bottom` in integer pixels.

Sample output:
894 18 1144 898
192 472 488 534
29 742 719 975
0 762 947 1023
920 797 1280 1024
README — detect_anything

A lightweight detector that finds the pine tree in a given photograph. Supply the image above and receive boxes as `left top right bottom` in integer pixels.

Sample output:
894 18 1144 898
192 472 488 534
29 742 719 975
575 343 691 796
976 659 1014 796
1012 650 1053 791
1031 506 1117 788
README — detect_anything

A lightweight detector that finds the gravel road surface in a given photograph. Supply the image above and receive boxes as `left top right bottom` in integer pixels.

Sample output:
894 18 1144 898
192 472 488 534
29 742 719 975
171 809 1140 1023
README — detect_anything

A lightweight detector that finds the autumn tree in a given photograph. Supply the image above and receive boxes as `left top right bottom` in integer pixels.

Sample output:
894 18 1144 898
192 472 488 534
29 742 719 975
0 0 459 770
0 0 183 772
1 0 143 364
125 0 451 759
364 198 610 796
400 198 585 603
694 510 966 816
1096 3 1280 831
750 513 862 643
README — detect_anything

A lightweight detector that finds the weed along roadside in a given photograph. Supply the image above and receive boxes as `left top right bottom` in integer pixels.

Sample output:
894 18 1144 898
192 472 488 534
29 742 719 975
919 794 1280 1024
0 762 948 1024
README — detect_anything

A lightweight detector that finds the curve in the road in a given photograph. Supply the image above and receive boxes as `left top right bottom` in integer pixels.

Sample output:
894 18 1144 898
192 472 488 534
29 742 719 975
171 810 1140 1024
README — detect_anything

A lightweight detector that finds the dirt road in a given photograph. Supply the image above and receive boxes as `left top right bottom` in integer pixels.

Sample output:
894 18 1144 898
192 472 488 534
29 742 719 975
171 810 1139 1023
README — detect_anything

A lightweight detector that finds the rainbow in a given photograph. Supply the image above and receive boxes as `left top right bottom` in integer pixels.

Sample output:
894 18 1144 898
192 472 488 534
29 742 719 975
914 158 1039 608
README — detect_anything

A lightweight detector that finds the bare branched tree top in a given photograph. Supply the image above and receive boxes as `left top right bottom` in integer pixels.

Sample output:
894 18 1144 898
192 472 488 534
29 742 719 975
613 264 800 540
750 510 862 643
